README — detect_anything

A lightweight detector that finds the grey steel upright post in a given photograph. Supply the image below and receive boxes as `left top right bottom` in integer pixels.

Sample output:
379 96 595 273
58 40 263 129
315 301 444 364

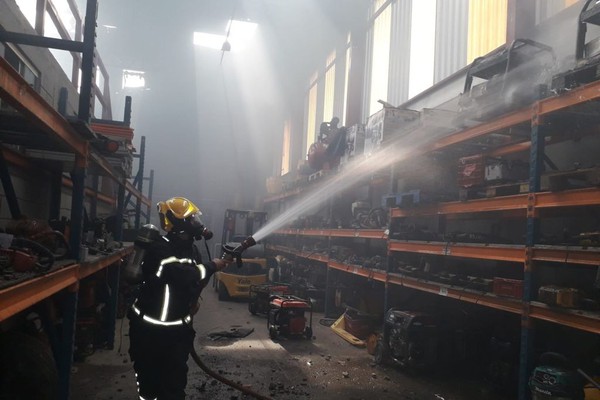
77 0 98 124
135 136 145 229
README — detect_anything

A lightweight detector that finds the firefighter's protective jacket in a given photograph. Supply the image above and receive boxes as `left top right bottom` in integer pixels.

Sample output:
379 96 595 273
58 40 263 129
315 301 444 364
131 234 216 326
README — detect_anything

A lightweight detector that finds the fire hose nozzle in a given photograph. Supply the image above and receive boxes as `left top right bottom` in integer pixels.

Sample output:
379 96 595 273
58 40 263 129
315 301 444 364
238 236 256 252
221 236 256 268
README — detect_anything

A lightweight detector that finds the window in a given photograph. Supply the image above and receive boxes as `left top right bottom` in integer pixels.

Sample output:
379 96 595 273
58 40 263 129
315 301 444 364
467 0 508 63
122 70 146 89
408 0 437 98
305 73 318 156
323 51 336 122
368 0 392 115
4 44 40 89
535 0 579 24
14 0 36 29
342 33 352 125
281 119 291 175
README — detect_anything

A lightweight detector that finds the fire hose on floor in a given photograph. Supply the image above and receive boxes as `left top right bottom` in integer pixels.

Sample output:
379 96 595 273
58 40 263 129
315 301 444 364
190 345 273 400
188 235 273 400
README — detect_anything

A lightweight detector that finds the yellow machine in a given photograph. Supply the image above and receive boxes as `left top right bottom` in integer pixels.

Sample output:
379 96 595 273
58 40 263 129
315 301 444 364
215 258 268 300
213 209 269 301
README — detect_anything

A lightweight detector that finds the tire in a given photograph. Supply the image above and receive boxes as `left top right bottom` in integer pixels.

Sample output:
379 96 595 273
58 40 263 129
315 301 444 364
218 282 230 301
304 326 313 340
374 339 391 366
0 331 58 400
248 301 258 315
269 326 278 340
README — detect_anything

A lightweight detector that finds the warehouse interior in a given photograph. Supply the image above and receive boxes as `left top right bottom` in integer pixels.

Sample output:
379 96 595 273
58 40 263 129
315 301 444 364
2 0 600 399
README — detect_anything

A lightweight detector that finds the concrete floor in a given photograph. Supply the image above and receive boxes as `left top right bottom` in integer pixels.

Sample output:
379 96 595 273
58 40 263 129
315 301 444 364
70 286 512 400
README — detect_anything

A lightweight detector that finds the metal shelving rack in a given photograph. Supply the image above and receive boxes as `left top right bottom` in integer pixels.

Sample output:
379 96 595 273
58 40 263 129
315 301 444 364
0 0 152 398
266 77 600 399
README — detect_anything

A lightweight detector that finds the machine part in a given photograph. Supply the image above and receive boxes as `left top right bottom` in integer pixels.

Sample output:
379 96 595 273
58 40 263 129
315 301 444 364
341 123 365 165
492 277 524 299
459 39 555 121
529 352 585 400
0 237 55 272
0 248 38 272
538 286 581 308
364 107 420 156
551 0 600 93
267 295 313 340
457 155 486 188
5 218 70 260
248 283 292 315
374 309 440 371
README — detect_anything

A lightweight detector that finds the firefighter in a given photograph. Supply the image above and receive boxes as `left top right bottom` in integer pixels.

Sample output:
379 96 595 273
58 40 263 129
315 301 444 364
125 197 230 400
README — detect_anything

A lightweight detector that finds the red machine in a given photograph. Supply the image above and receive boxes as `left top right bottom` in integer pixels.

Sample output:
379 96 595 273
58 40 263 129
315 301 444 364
267 295 313 340
248 283 292 316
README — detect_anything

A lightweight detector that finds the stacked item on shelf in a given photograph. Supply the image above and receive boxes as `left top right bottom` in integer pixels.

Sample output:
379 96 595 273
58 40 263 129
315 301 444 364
457 154 529 200
364 107 420 157
457 38 556 122
91 122 135 177
339 123 365 166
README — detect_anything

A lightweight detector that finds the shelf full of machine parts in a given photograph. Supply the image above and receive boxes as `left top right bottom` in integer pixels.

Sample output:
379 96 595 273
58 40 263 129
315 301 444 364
267 226 387 269
266 242 600 335
386 180 600 318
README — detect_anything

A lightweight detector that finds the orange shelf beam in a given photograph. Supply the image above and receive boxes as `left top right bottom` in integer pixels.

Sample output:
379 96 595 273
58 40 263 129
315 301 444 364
274 228 387 239
538 79 600 116
534 187 600 209
530 302 600 335
328 263 600 331
266 245 328 263
79 246 133 279
391 187 600 218
532 246 600 266
328 261 387 282
0 246 133 323
387 273 522 314
427 108 532 152
330 229 388 239
391 195 529 217
0 264 78 322
388 240 526 262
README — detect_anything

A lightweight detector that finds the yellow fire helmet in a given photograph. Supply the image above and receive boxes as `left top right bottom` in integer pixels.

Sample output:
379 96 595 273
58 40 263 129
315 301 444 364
157 197 202 233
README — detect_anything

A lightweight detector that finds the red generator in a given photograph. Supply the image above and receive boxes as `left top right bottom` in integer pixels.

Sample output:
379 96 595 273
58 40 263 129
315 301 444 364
267 295 313 340
248 283 292 316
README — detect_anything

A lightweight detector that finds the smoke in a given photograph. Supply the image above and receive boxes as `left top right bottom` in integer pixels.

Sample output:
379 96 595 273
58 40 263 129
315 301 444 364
253 113 455 241
94 0 367 233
